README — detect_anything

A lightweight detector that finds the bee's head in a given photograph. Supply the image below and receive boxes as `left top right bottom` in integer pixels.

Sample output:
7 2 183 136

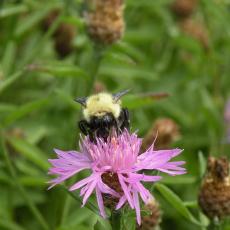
75 90 129 122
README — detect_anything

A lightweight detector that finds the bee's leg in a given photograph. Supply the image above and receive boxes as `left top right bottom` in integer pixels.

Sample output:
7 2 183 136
79 120 95 142
78 120 90 136
120 108 130 131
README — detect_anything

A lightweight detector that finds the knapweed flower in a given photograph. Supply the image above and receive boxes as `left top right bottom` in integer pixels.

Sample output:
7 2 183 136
48 130 186 224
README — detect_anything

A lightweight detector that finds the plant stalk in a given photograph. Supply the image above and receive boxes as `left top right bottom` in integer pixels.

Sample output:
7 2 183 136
110 211 121 230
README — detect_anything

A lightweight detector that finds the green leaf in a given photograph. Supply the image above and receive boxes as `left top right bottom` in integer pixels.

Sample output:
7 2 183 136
155 183 205 226
94 221 104 230
7 137 49 171
0 219 26 230
161 175 196 185
19 176 47 187
198 151 207 179
94 219 112 230
28 63 90 80
0 5 28 18
64 187 101 216
1 41 17 77
123 92 167 109
0 70 24 95
1 98 49 127
100 65 158 81
15 8 51 37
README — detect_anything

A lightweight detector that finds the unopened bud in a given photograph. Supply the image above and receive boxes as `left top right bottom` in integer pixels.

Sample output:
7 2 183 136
171 0 198 18
198 156 230 219
41 9 76 58
141 118 180 151
93 81 107 94
179 18 209 50
137 199 161 230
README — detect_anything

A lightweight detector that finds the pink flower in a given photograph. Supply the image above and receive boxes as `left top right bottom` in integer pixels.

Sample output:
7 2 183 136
48 130 186 225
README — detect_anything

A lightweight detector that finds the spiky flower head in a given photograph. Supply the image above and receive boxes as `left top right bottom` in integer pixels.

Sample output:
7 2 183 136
198 156 230 219
48 130 186 224
85 0 125 44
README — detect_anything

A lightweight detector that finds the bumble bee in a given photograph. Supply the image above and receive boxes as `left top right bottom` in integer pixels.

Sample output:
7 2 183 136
75 90 130 141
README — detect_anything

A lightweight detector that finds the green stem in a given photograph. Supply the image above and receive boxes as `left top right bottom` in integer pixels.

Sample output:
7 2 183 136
1 133 50 230
208 220 222 230
110 211 121 230
86 44 106 95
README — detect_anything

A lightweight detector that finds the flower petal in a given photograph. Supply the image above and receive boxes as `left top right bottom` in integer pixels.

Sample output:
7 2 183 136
133 191 141 225
116 195 127 210
69 173 99 191
96 186 106 218
118 174 134 209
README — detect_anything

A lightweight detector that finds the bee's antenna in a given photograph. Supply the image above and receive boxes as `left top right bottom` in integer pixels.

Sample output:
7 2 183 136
75 97 87 107
113 89 130 102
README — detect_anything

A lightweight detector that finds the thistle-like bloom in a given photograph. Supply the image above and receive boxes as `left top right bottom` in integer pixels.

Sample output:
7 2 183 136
48 130 186 224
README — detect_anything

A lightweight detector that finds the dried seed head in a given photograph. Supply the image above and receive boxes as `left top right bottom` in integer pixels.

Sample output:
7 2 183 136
179 18 209 50
41 9 76 58
141 118 180 151
93 81 107 94
137 199 161 230
85 0 125 44
198 156 230 219
171 0 198 18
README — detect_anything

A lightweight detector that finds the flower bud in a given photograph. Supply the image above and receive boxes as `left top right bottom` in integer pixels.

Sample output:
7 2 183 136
198 156 230 219
171 0 198 18
141 118 180 151
137 199 161 230
85 0 125 44
41 9 76 58
179 18 209 50
93 81 107 94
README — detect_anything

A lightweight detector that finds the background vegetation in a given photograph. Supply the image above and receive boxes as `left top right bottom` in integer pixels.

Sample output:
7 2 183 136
0 0 230 229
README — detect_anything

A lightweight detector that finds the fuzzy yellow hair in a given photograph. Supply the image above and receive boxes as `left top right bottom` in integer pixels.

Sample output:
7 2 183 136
83 92 121 122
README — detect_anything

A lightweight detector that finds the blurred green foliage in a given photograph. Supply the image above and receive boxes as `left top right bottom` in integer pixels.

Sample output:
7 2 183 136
0 0 230 229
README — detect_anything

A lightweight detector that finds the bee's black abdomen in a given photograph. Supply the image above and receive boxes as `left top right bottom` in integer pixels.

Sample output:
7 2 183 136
89 113 117 141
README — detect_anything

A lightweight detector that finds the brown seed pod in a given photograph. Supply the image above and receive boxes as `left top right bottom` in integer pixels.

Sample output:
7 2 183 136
179 18 209 50
137 199 161 230
41 9 76 58
171 0 198 18
85 0 125 44
198 156 230 219
54 23 76 58
141 118 180 152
